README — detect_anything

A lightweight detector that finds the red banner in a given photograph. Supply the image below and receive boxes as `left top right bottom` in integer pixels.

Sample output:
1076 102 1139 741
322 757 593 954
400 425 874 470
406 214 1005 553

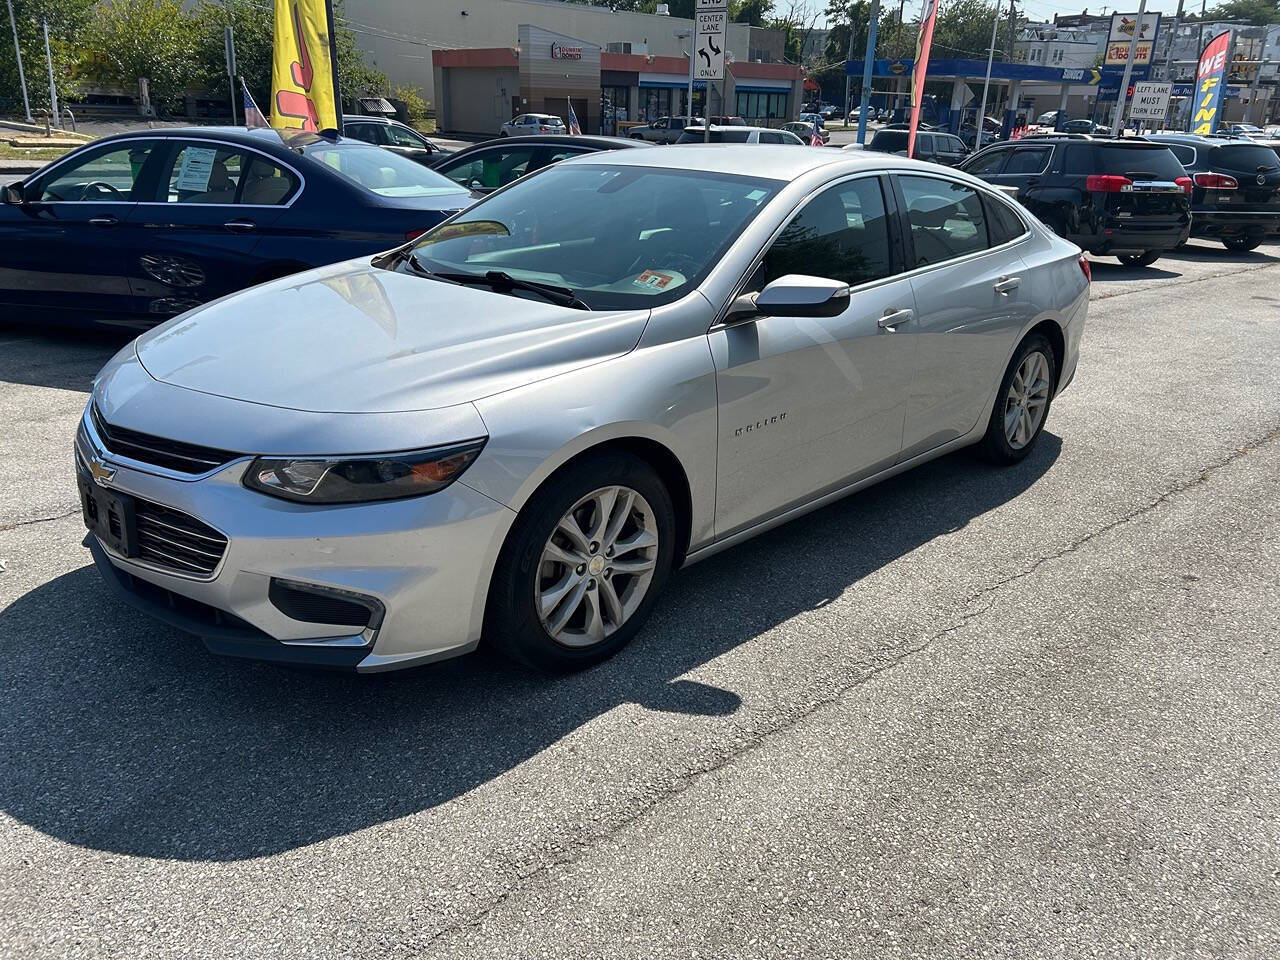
908 0 939 159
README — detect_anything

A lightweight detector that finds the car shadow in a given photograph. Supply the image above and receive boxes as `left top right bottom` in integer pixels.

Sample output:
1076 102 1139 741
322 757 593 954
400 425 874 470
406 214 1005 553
0 323 133 393
0 433 1062 862
1163 243 1280 265
1085 260 1182 281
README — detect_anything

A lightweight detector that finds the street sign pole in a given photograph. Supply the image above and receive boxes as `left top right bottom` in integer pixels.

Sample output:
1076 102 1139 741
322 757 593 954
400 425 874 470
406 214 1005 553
976 0 1000 149
41 17 59 129
1111 0 1148 136
856 0 880 144
6 0 32 124
694 0 728 142
224 23 238 125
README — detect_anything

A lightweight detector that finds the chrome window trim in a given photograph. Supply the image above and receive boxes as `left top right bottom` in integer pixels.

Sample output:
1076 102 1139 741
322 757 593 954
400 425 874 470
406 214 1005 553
891 170 1031 281
27 134 307 209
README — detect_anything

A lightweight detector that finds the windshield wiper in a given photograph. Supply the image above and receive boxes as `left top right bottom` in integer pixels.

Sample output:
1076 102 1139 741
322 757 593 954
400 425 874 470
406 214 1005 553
432 270 589 310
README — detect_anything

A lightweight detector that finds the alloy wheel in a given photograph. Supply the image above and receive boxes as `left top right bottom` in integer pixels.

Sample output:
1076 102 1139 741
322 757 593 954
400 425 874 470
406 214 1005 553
1004 350 1051 450
536 486 660 648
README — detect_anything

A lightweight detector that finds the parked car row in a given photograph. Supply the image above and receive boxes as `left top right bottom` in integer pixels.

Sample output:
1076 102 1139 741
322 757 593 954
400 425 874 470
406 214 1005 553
957 132 1280 263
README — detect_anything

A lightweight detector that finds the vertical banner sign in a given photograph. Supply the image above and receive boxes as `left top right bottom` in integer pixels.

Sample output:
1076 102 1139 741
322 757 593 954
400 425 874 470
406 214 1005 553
272 0 342 131
907 0 939 159
1189 31 1231 135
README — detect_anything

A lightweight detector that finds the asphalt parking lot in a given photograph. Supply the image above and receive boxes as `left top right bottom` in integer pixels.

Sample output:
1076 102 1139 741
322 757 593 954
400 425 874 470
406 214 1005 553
2 239 1279 958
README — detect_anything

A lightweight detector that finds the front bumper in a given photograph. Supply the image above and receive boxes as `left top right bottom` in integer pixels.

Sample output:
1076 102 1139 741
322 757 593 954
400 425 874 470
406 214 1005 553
78 407 516 672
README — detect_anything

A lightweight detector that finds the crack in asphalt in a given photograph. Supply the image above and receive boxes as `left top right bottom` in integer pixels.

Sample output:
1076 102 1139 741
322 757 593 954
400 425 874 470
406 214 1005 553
0 508 80 535
1091 259 1280 302
419 421 1280 951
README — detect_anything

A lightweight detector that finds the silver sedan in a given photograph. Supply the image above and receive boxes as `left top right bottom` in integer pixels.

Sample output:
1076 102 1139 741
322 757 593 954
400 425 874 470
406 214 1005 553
77 147 1089 673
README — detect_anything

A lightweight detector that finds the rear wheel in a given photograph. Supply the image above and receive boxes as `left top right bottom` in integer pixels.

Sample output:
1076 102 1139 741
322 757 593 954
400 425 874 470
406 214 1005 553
980 334 1057 465
486 453 676 673
1224 236 1262 252
1117 251 1161 267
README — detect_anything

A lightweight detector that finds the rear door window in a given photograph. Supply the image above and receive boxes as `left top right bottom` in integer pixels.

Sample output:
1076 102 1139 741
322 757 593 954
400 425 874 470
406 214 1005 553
1003 146 1052 175
1166 143 1196 166
898 175 990 268
163 144 245 203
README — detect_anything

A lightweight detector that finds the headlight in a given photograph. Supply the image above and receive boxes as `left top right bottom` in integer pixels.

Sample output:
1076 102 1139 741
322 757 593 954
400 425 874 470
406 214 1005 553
243 438 486 504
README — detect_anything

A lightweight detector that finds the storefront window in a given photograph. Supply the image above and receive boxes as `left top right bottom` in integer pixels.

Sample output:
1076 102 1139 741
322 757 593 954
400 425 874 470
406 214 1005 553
735 91 789 121
642 88 674 122
600 85 629 135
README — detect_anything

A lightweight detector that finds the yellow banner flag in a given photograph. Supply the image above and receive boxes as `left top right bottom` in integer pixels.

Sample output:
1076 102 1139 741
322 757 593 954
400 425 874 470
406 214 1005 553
271 0 341 131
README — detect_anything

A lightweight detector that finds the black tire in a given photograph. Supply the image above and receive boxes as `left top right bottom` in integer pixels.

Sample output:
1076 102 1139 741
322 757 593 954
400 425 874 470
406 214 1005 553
1117 251 1161 267
1174 238 1189 250
485 452 676 673
980 333 1057 465
1224 236 1262 252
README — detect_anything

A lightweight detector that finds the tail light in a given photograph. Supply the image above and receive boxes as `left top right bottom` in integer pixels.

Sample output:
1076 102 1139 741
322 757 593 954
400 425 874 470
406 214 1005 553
1078 254 1091 283
539 125 550 132
1086 174 1133 192
1175 176 1193 194
405 228 427 242
1193 172 1238 190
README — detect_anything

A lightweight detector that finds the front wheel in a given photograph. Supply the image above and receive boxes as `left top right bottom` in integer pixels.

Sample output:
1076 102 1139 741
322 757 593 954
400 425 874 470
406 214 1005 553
1224 236 1262 252
1117 251 1161 267
485 453 676 673
980 334 1057 465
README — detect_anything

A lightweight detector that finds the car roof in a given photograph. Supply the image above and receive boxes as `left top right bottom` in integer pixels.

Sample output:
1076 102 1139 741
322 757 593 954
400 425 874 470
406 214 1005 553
446 135 650 159
83 126 344 154
559 143 949 181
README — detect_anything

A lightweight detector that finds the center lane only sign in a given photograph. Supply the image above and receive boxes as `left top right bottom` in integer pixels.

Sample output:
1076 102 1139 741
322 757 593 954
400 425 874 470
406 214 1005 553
695 4 728 81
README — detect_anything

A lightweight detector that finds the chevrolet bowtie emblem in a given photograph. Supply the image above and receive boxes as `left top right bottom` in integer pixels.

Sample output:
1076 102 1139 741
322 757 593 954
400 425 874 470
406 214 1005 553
88 456 116 485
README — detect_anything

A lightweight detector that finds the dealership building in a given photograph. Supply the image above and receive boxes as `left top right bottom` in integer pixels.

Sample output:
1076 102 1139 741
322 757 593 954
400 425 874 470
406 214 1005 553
343 0 804 135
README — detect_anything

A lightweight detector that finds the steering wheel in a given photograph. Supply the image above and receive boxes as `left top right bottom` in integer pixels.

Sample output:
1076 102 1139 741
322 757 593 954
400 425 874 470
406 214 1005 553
79 181 125 201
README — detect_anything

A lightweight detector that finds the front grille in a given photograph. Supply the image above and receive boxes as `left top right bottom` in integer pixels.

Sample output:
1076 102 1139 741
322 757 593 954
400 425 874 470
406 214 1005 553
133 499 229 577
91 403 240 475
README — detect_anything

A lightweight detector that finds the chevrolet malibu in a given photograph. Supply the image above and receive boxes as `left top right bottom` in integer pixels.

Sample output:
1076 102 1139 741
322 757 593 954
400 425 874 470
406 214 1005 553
78 148 1089 673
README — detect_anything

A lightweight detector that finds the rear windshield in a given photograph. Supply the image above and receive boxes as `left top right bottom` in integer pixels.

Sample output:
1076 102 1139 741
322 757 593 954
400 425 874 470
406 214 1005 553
1207 143 1280 173
869 130 909 152
302 142 469 198
1065 144 1186 181
676 129 751 144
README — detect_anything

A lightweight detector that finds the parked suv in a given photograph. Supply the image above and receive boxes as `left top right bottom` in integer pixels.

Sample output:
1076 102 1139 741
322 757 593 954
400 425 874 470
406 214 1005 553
628 116 693 143
961 136 1191 266
865 128 966 165
1145 133 1280 251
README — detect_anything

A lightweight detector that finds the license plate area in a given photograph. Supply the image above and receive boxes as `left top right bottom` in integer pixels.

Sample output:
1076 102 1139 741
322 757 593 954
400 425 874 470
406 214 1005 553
78 469 136 558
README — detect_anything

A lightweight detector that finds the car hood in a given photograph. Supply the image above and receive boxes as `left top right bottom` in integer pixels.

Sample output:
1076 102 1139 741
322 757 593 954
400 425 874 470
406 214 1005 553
135 260 650 414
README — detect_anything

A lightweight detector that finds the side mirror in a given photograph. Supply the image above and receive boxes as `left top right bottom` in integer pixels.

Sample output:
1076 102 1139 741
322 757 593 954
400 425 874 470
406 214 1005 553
3 183 24 205
754 275 850 318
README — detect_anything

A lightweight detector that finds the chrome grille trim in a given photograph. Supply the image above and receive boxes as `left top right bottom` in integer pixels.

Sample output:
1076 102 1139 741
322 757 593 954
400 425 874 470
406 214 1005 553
90 402 241 476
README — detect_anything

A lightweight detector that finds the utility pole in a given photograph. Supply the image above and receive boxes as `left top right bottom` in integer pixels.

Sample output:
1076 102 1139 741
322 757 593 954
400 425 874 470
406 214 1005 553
1160 0 1184 130
1246 36 1264 126
1111 0 1147 136
6 0 32 124
41 17 58 129
856 0 881 143
1006 0 1016 63
224 1 237 125
844 12 856 128
977 0 1001 148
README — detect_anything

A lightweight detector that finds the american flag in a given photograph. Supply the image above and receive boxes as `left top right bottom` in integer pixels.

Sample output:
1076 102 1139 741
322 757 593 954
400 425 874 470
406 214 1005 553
566 98 582 136
242 79 269 129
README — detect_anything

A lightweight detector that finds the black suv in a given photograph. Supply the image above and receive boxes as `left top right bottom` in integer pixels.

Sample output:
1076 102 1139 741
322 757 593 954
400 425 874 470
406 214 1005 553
866 128 969 166
961 136 1191 266
1145 133 1280 251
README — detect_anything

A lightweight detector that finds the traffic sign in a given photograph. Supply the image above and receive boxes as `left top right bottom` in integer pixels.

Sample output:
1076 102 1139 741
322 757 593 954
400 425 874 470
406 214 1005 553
695 8 728 81
1129 81 1171 120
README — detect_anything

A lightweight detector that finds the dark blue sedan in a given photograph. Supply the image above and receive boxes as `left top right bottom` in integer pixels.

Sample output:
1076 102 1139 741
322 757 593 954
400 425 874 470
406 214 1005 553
0 127 474 328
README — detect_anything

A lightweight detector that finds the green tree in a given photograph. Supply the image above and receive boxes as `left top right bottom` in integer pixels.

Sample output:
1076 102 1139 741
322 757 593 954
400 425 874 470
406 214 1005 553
930 0 1012 61
1208 0 1280 21
732 0 774 26
0 0 96 118
82 0 196 111
190 0 386 112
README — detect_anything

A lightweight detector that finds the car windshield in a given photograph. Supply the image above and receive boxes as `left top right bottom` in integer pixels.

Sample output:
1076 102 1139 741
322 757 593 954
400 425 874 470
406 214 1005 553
402 164 782 309
302 141 468 198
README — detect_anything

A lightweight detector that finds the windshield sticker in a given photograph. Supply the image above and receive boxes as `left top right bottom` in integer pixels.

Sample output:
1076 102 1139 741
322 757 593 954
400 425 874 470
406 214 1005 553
174 147 219 192
634 270 676 290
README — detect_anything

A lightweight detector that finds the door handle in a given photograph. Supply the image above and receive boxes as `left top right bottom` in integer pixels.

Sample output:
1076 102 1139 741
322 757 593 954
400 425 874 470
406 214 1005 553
223 219 257 233
88 216 118 227
993 276 1021 295
878 307 914 330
